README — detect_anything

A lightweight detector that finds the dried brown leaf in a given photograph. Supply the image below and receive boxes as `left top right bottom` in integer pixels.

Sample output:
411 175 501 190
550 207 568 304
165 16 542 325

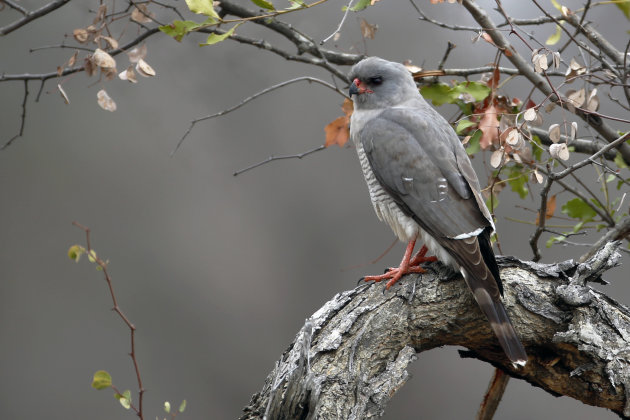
523 108 537 122
57 84 70 104
119 66 138 83
73 28 89 44
478 104 499 149
566 88 585 107
359 18 377 39
92 48 116 69
324 98 353 148
586 89 599 112
84 57 97 77
490 149 504 168
98 36 119 50
97 89 116 112
127 45 147 63
67 50 78 67
550 143 569 160
136 58 156 77
548 123 561 143
93 4 107 24
131 4 154 24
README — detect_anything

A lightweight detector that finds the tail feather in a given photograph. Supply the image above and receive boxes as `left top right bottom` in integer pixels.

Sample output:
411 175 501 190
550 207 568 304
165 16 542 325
470 284 528 366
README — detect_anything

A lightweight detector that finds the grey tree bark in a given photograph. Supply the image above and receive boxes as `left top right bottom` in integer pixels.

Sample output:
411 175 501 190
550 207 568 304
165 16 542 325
240 242 630 419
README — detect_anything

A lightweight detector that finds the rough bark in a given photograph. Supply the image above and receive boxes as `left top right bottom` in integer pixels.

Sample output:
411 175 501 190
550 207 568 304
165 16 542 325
240 242 630 419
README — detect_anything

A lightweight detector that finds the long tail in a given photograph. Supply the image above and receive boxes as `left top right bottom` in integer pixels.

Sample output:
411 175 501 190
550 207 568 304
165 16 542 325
467 279 528 366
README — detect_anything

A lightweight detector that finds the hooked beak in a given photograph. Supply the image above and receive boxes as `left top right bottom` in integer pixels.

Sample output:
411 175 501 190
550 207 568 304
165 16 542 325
349 78 361 97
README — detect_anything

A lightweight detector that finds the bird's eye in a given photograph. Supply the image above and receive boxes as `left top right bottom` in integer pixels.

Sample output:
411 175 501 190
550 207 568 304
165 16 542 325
369 76 383 85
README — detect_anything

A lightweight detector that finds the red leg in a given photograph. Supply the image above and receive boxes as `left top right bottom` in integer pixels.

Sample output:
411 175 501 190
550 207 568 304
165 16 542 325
409 245 438 266
362 239 436 290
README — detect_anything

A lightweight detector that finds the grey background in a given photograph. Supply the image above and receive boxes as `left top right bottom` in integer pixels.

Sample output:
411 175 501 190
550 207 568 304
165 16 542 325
1 0 627 419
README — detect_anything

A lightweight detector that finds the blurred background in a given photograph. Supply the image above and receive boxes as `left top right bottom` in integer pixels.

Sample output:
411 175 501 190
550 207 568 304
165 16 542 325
0 0 628 418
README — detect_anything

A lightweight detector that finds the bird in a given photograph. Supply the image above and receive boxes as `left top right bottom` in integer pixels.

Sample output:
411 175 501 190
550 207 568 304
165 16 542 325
348 56 527 367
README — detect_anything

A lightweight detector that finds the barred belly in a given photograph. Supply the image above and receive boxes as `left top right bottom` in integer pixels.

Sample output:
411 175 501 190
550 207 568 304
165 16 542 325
355 141 457 268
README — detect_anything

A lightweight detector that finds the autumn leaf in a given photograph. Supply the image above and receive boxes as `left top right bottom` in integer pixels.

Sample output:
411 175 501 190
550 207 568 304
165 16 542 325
536 194 557 224
478 104 499 149
325 98 353 148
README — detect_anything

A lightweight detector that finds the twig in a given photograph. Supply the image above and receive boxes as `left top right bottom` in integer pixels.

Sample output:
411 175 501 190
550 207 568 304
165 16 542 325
409 0 480 32
72 222 145 420
529 166 553 261
580 217 630 263
1 80 29 150
320 0 354 45
0 0 71 36
171 76 346 156
438 41 456 70
233 145 326 176
2 0 28 15
476 368 509 420
460 0 630 165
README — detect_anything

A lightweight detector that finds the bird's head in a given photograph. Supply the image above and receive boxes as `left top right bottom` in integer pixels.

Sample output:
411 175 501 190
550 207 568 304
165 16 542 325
348 57 419 110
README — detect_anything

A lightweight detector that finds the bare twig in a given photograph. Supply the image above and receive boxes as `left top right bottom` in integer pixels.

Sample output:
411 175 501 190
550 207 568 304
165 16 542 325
320 0 354 45
0 0 71 36
233 145 326 176
1 80 29 150
171 76 345 156
409 0 480 32
460 0 630 164
71 222 145 420
580 217 630 263
530 167 554 261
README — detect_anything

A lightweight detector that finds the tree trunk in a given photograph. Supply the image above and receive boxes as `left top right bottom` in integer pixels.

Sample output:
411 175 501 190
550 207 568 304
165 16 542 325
240 242 630 419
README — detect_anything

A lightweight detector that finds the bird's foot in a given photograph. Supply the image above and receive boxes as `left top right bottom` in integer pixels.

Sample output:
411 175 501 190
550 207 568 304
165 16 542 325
409 245 438 266
362 265 430 289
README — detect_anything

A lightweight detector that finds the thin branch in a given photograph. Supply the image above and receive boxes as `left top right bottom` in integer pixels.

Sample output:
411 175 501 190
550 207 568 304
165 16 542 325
409 0 480 32
233 144 326 176
528 127 616 160
550 131 630 180
320 0 354 45
437 41 456 70
529 167 553 261
580 217 630 262
476 368 509 420
71 222 145 420
1 80 28 150
0 0 71 36
171 76 345 156
2 0 28 15
460 0 630 165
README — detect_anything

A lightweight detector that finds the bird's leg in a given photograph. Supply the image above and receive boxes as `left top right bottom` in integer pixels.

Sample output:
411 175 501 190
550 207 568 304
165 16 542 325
363 238 436 290
409 245 438 266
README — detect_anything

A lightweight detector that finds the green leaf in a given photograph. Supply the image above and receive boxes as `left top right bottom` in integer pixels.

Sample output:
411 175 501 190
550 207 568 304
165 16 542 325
546 235 565 248
531 135 543 161
87 249 97 263
561 198 597 222
550 0 562 11
287 0 306 9
506 165 529 199
251 0 275 9
91 370 112 390
485 193 499 212
420 83 452 106
456 119 476 135
451 81 491 102
115 390 132 409
616 0 630 20
179 399 187 413
164 401 171 413
159 20 205 42
465 130 482 156
614 151 629 169
200 24 238 46
185 0 220 18
68 244 86 262
346 0 371 11
546 23 562 45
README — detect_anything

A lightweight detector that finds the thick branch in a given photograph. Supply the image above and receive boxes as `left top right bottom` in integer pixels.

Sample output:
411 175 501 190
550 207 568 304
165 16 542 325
241 244 629 419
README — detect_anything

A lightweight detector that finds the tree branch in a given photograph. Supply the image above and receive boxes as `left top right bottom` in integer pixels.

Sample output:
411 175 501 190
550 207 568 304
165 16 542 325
241 245 628 419
460 0 630 165
0 0 71 36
